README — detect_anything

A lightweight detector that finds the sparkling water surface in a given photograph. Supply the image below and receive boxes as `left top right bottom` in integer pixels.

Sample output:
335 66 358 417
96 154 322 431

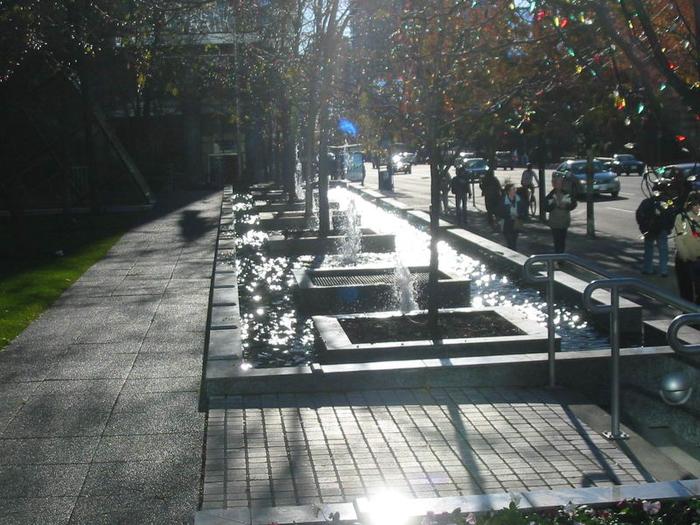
228 189 609 368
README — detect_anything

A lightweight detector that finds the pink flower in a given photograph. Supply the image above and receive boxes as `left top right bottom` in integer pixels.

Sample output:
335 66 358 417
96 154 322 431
643 500 661 515
465 513 477 525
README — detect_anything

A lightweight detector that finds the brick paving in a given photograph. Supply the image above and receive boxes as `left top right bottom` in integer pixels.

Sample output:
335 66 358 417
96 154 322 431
202 387 646 510
0 192 219 524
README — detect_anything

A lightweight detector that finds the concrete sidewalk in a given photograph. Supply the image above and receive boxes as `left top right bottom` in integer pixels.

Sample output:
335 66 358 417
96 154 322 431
0 191 219 524
201 387 649 511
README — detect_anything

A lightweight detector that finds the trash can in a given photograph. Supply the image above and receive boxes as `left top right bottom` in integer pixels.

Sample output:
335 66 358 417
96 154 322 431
378 169 393 191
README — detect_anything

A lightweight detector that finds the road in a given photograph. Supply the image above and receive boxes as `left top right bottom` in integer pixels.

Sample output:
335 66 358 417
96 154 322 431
364 163 647 243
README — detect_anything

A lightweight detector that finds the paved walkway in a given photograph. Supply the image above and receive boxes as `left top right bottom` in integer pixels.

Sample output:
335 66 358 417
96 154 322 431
0 192 220 524
201 387 647 510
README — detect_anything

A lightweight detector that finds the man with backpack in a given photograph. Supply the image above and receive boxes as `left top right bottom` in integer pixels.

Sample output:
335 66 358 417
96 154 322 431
636 182 676 277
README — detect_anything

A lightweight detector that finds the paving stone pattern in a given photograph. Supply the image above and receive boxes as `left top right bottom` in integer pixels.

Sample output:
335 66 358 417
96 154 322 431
203 387 646 509
0 192 220 524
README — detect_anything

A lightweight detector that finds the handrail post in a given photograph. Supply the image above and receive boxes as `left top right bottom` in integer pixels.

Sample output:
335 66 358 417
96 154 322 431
546 260 556 388
603 285 628 440
523 254 563 389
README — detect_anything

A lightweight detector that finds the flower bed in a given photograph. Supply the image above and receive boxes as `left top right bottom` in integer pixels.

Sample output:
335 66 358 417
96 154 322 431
422 498 700 525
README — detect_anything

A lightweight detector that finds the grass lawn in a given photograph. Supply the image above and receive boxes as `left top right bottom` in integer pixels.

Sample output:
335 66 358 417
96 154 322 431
0 213 140 350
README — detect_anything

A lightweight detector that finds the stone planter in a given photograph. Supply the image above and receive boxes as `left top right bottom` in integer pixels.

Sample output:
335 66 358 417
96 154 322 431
313 306 556 363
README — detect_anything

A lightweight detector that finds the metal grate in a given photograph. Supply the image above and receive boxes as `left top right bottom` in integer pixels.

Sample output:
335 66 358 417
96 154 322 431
311 271 430 287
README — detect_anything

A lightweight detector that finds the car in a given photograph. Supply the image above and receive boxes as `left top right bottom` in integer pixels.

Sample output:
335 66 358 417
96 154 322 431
391 152 413 174
457 157 489 182
553 159 620 198
495 150 516 170
595 157 614 171
654 162 700 191
612 154 645 175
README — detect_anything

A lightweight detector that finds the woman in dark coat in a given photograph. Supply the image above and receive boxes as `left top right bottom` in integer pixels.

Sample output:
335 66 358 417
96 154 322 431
500 183 527 250
481 171 502 229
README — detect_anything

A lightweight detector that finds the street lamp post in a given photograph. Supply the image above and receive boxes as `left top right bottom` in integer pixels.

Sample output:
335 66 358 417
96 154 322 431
586 148 595 238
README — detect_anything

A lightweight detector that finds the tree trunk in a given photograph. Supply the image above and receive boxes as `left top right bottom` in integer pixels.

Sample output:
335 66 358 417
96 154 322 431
427 137 440 339
282 99 297 201
303 121 315 217
317 102 330 235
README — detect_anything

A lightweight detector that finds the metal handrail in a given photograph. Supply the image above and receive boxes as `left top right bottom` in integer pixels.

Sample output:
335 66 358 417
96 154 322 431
583 277 700 440
523 253 612 388
667 313 700 354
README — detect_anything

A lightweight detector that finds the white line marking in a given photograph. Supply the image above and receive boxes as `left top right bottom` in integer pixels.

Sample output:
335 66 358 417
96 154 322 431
606 207 634 213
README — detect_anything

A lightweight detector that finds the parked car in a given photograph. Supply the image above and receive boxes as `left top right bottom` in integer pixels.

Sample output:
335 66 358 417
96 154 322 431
391 152 413 174
457 157 489 182
655 162 700 190
612 153 645 175
595 157 614 171
495 150 516 170
553 159 620 198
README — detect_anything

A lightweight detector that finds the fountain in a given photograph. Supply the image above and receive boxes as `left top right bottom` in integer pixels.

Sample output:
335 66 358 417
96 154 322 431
394 259 417 313
264 194 396 256
339 200 363 264
294 264 470 315
313 306 555 364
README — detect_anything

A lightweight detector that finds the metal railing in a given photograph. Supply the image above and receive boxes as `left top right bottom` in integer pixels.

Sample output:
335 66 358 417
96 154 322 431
583 278 699 440
523 253 612 388
525 255 700 441
667 313 700 355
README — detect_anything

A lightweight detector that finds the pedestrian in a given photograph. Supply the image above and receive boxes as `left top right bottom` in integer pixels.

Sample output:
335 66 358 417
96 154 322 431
520 163 536 201
673 192 700 304
480 171 502 230
544 174 577 253
635 182 675 276
451 172 471 224
500 183 526 250
440 171 451 214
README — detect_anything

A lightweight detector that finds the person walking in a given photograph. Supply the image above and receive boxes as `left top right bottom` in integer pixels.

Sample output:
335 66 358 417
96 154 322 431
635 182 675 276
673 192 700 304
451 171 471 225
480 171 502 230
520 163 537 203
544 174 577 253
500 183 526 250
440 171 451 214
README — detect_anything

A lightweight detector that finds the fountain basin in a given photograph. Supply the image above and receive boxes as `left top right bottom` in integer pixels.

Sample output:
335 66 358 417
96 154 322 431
254 200 340 213
258 210 346 231
268 229 395 256
313 306 557 364
254 200 305 213
294 265 470 314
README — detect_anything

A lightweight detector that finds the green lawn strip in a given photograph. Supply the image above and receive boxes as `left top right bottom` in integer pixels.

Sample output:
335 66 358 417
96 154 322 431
0 233 123 350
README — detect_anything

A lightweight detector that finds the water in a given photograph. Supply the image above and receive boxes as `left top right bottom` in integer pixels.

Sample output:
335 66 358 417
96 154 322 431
394 258 417 313
339 200 362 265
229 189 609 368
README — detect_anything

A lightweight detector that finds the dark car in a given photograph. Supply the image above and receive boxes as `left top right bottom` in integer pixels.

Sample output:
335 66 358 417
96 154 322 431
553 159 620 198
495 150 516 170
391 152 413 174
612 154 645 176
457 157 489 182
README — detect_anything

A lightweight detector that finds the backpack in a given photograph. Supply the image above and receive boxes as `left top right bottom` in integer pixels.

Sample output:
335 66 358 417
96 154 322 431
450 176 464 195
636 198 660 235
